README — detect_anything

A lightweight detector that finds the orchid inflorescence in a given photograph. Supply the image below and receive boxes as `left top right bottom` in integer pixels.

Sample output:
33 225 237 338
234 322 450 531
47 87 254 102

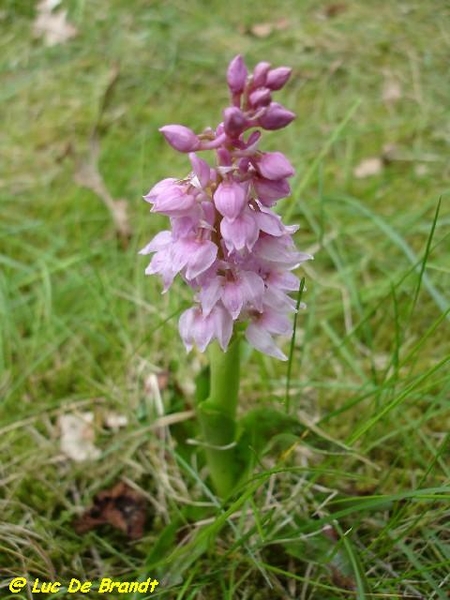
140 55 312 360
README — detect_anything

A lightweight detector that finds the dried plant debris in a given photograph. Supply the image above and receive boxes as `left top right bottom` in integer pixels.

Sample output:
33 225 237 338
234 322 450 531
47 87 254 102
33 0 78 47
353 156 383 178
382 79 402 105
73 64 132 244
59 412 101 462
74 482 147 540
240 18 290 38
103 411 128 432
322 3 348 19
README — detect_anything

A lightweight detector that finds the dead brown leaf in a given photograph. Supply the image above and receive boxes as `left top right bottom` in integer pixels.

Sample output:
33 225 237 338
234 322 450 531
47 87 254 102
330 565 357 592
73 481 147 540
33 0 78 47
245 18 290 38
323 3 348 18
353 157 383 178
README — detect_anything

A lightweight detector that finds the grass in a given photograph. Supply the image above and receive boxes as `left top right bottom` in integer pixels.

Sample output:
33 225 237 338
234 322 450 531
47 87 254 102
1 0 450 598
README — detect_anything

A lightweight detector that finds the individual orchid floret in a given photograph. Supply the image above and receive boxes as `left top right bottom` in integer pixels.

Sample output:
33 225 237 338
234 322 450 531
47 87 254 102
220 208 259 253
252 61 271 88
254 151 295 180
227 54 248 94
223 107 248 138
179 305 233 352
141 55 312 360
159 125 200 152
253 176 291 206
249 87 272 108
266 66 292 90
213 180 247 220
257 103 296 131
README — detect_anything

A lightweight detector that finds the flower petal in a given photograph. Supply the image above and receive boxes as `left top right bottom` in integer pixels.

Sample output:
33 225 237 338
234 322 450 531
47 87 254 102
184 240 218 280
222 280 244 319
139 230 172 255
220 211 259 253
160 125 200 153
245 323 287 361
256 152 294 180
214 180 247 221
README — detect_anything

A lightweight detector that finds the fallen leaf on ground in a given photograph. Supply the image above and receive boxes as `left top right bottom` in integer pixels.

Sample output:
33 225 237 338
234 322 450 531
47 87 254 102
323 3 348 18
353 157 383 178
103 412 128 431
59 412 101 462
382 79 402 104
245 18 290 38
73 481 147 539
33 0 78 46
250 22 274 37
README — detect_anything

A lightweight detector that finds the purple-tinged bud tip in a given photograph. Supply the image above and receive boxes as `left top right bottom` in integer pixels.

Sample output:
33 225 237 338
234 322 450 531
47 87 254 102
223 106 247 138
227 55 248 94
189 153 211 188
159 124 200 153
258 102 296 131
214 180 247 220
256 151 295 180
252 61 271 88
249 87 272 108
266 67 292 91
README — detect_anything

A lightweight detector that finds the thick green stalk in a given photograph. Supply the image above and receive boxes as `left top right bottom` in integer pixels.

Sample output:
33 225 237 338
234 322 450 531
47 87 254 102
196 337 240 498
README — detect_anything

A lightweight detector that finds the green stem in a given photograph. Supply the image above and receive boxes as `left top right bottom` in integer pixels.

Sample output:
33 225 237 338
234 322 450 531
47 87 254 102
196 337 240 498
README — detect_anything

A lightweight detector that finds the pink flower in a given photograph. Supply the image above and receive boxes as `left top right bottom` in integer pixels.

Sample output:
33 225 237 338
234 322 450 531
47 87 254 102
141 55 312 359
266 67 292 91
223 107 248 138
227 55 248 94
213 180 247 221
258 103 296 131
245 308 294 361
179 305 233 352
255 151 295 180
252 62 271 87
253 176 291 206
220 208 259 252
160 125 199 152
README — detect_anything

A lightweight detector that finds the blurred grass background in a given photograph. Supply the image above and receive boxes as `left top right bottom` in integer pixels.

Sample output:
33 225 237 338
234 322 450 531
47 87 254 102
1 1 449 598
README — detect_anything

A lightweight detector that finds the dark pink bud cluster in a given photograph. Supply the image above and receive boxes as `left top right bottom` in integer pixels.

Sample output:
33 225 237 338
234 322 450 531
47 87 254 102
140 56 312 360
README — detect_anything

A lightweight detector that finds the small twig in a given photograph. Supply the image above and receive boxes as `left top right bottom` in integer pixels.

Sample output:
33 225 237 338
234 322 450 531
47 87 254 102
73 64 132 242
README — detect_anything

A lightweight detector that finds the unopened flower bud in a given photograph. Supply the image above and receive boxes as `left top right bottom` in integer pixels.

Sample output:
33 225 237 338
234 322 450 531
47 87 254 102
223 107 247 138
252 61 271 87
189 153 211 188
227 55 248 94
258 102 296 130
249 87 272 108
256 151 295 180
160 125 199 152
266 67 292 91
214 180 247 220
